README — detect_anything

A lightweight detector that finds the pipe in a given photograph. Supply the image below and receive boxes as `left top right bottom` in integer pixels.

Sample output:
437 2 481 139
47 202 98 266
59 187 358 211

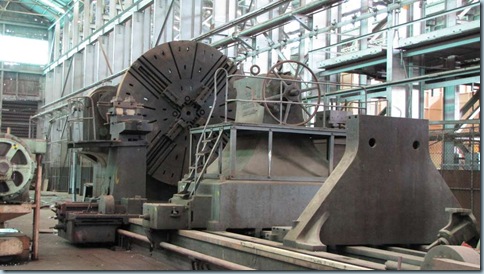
32 154 43 260
193 0 292 42
385 260 421 270
159 242 255 270
32 69 126 119
344 246 424 266
312 65 480 100
117 229 151 244
118 229 254 270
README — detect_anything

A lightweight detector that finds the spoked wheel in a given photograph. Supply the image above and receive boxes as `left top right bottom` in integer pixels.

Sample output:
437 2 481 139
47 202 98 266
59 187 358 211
0 133 35 203
262 60 321 126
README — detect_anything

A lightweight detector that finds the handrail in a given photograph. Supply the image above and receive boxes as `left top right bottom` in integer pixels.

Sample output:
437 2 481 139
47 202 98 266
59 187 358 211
183 68 230 197
221 73 369 128
66 96 98 141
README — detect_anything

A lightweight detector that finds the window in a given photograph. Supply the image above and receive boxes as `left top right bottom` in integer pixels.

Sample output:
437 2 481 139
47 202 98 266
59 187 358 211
0 35 48 65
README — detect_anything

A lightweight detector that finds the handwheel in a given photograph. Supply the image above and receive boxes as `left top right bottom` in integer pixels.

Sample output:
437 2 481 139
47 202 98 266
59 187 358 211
262 60 321 126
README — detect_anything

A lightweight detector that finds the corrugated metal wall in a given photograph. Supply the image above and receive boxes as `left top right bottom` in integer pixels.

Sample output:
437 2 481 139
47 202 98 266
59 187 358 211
1 100 39 138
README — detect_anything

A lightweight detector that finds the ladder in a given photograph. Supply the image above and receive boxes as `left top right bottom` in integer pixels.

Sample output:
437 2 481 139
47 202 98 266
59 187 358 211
180 127 224 198
179 67 229 198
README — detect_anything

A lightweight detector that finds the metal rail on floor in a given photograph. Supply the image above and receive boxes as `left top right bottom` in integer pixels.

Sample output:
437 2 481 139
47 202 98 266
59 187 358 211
117 229 254 270
159 242 255 271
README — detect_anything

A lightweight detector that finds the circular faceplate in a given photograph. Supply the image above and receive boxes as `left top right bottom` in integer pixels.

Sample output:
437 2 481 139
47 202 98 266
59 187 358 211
116 41 239 185
0 133 35 202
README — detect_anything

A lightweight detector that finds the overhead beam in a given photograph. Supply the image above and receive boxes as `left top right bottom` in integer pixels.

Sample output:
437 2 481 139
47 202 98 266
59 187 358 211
424 76 480 90
0 6 54 19
315 66 481 99
0 20 48 29
192 0 292 42
210 0 342 49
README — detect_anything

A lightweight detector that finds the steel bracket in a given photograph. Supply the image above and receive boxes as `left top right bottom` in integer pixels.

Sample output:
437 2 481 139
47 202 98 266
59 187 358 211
283 115 461 250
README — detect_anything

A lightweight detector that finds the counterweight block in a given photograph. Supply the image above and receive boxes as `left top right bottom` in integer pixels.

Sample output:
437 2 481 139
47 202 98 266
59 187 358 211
283 115 461 250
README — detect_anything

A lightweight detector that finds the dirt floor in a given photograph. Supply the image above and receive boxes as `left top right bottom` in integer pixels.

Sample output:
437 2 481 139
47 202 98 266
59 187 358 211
0 191 178 271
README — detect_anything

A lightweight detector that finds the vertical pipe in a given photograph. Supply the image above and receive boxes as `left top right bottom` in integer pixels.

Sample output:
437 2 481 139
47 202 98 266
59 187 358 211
328 134 334 174
70 149 77 201
268 130 273 178
218 128 223 175
229 127 237 179
32 154 43 260
418 67 425 119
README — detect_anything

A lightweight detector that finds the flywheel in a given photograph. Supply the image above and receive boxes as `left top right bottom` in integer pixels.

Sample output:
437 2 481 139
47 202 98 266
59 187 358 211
116 41 239 185
0 133 35 203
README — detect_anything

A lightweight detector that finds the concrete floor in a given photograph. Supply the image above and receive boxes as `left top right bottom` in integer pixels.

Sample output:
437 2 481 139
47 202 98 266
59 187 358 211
0 191 178 271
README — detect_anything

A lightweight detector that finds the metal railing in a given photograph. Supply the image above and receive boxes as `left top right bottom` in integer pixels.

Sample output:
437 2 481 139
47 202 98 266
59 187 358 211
218 70 369 128
429 120 480 222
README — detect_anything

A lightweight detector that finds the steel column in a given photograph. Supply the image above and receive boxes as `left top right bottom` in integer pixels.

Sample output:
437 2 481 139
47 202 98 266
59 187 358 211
442 56 458 169
180 0 202 40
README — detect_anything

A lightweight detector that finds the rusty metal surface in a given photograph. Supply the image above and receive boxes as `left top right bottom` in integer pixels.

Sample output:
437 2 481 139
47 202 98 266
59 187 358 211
0 204 31 223
87 85 117 141
283 115 461 250
0 231 30 263
116 41 238 186
0 237 24 256
54 200 141 244
421 245 480 270
31 154 43 260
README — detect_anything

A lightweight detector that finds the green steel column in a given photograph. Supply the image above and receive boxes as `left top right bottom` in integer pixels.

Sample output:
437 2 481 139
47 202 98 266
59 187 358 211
406 59 413 118
418 66 425 119
442 55 458 169
359 0 368 113
385 5 395 116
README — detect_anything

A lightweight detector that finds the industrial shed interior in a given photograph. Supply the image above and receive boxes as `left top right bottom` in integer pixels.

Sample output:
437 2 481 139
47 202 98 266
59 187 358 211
0 0 481 271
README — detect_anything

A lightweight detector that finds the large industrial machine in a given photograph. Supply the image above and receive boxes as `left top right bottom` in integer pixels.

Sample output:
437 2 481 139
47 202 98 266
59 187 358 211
52 41 480 270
